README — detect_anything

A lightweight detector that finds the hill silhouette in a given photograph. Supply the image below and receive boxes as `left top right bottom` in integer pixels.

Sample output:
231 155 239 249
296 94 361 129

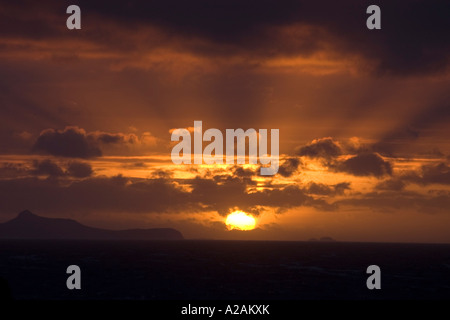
0 210 183 240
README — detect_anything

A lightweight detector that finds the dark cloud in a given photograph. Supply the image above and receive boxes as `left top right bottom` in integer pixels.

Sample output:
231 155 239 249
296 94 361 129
0 169 334 217
90 131 140 145
1 159 93 179
336 153 392 178
190 174 335 215
32 159 65 177
334 182 351 195
296 138 341 160
305 182 350 196
305 182 332 195
371 127 420 157
421 163 450 185
232 166 256 179
33 127 102 158
0 175 192 216
0 163 29 179
1 168 447 219
1 1 449 76
31 127 150 158
248 185 335 212
95 133 123 144
151 169 173 179
336 190 450 214
189 175 249 215
278 158 301 177
375 178 405 191
126 162 148 168
81 1 450 75
406 163 450 186
67 161 93 178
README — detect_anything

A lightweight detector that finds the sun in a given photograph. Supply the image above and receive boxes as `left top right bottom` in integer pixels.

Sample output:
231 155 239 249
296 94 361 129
225 211 256 231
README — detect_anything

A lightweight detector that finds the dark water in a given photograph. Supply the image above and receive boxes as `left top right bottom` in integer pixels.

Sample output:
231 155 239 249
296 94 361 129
0 240 449 300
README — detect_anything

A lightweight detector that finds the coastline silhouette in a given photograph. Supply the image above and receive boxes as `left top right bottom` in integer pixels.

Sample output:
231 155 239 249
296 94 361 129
0 210 183 240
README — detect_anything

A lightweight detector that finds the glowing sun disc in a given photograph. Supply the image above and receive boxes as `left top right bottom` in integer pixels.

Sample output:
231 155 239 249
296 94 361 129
225 211 256 231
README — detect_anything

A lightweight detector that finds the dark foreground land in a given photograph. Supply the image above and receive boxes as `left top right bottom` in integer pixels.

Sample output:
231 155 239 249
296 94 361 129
0 240 449 300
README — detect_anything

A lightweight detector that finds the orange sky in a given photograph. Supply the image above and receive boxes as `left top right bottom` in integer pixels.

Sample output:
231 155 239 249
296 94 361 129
0 0 450 242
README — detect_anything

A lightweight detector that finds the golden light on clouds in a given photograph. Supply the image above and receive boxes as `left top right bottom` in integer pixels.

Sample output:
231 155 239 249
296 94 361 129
225 211 257 231
0 1 450 244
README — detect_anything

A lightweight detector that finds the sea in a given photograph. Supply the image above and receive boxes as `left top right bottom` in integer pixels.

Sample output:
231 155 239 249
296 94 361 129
1 240 449 301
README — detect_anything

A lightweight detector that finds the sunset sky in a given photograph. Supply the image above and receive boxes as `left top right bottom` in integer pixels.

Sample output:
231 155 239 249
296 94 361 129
1 0 450 242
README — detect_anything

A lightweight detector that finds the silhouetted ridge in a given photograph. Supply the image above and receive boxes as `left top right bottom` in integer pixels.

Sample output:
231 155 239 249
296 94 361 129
17 210 45 221
0 210 183 240
18 210 35 218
